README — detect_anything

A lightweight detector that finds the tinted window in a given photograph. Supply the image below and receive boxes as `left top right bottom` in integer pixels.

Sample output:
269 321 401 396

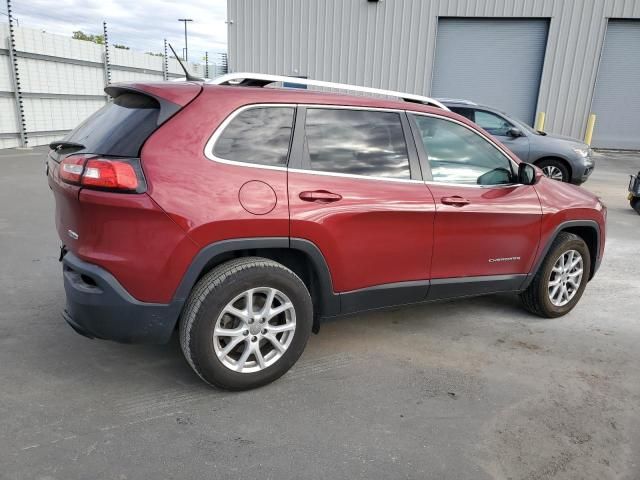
305 109 410 179
214 107 294 167
474 110 513 136
66 93 160 157
448 107 474 121
413 115 514 185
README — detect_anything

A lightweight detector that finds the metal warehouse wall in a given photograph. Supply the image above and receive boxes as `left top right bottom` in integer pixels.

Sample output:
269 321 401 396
227 0 640 141
0 24 208 149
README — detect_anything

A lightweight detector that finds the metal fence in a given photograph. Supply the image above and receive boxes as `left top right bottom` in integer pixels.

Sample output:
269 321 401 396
0 22 215 149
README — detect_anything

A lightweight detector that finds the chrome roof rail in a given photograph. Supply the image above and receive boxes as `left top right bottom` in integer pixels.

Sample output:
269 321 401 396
209 72 449 110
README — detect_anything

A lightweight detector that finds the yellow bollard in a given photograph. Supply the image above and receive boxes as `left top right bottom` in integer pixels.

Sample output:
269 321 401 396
534 111 546 132
584 114 596 145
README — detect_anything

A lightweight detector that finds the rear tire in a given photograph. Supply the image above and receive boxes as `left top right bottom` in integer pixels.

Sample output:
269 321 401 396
179 257 313 390
538 158 570 182
631 197 640 215
520 232 591 318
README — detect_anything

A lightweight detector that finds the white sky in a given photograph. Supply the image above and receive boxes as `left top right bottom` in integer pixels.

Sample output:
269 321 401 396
5 0 228 64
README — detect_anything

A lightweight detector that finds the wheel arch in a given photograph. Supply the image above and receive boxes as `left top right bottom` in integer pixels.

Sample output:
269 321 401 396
524 220 600 289
561 225 599 279
172 238 339 333
533 156 573 180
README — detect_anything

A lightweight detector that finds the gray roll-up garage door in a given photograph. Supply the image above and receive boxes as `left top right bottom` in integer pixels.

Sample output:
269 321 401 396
591 20 640 150
431 18 549 126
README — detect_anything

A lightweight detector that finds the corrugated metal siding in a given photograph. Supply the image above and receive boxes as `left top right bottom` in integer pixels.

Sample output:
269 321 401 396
228 0 640 142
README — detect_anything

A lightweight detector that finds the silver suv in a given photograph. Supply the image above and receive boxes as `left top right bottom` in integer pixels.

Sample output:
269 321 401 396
441 99 595 185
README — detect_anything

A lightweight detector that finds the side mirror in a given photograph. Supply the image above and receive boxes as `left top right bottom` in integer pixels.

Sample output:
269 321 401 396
507 127 523 138
518 162 537 185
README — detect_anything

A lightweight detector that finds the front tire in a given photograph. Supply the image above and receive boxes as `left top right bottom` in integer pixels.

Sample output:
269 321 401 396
179 257 313 390
538 158 570 182
520 232 591 318
631 197 640 215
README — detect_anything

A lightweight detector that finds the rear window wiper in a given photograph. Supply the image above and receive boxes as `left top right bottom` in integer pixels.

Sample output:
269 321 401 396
49 141 85 152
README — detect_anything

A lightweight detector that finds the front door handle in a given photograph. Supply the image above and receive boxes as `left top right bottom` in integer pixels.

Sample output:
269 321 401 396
299 190 342 203
441 196 470 207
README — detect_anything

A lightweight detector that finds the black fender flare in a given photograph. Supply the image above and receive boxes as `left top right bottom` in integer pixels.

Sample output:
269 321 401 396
520 220 601 290
171 237 340 320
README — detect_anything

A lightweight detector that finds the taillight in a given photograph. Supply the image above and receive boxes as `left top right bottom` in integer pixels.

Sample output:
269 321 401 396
58 155 146 193
83 159 139 190
59 156 85 184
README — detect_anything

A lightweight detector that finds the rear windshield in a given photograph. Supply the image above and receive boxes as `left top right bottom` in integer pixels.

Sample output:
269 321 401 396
65 93 160 157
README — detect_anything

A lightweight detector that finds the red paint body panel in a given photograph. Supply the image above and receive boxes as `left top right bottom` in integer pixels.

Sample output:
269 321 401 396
288 172 435 292
139 88 291 246
427 184 542 278
48 160 199 303
113 81 202 106
532 176 606 267
49 82 607 311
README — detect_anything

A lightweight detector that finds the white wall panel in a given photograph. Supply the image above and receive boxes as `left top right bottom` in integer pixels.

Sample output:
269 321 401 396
167 57 185 75
0 98 19 134
22 98 105 133
109 69 164 83
110 47 164 70
0 138 20 149
13 26 103 63
27 133 71 147
17 58 105 95
0 55 13 92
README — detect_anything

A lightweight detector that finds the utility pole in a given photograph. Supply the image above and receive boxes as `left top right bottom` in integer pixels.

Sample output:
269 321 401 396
177 18 193 62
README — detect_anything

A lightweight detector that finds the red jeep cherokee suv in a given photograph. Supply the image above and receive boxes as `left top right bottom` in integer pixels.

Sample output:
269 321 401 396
47 74 606 390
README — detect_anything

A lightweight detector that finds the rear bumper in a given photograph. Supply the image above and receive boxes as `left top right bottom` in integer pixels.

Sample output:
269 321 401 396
62 252 182 344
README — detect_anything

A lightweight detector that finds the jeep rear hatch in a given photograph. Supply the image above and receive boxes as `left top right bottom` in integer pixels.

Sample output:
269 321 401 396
47 82 202 301
49 82 202 162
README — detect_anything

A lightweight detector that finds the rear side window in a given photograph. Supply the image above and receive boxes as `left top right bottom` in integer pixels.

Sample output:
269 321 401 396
213 107 294 167
304 108 410 179
448 107 474 121
66 93 160 157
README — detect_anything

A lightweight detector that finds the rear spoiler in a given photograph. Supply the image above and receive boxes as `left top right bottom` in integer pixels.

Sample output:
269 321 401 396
105 83 202 124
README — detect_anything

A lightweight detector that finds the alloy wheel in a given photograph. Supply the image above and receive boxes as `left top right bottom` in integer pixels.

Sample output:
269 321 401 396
213 287 296 373
548 249 584 307
542 165 564 181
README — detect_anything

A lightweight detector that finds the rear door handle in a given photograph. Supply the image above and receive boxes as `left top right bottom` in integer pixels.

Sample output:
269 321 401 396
441 196 470 207
299 190 342 203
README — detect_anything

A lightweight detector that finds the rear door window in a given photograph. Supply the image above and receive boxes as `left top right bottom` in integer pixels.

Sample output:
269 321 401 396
304 108 410 179
448 107 474 121
213 107 295 167
65 93 161 157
